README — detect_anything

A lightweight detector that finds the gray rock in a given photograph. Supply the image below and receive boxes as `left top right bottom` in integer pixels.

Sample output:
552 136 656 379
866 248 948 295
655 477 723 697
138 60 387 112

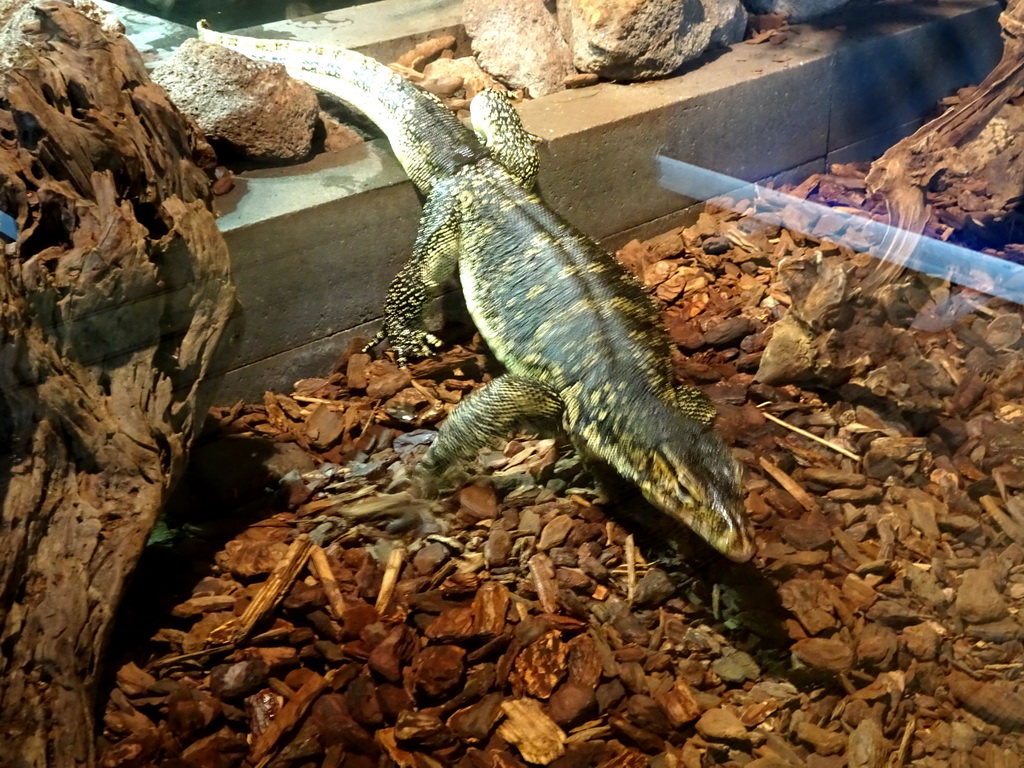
707 0 749 48
210 659 269 699
712 650 761 682
562 0 720 81
741 0 849 23
695 706 750 743
956 568 1009 625
754 314 816 384
464 0 575 97
633 567 676 607
153 38 319 163
847 718 886 768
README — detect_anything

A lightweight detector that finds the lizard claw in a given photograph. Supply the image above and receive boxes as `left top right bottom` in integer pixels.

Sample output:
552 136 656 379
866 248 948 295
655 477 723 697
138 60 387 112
396 332 442 367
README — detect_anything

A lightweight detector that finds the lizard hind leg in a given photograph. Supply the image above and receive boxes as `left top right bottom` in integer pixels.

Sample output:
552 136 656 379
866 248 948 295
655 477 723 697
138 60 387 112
417 373 565 483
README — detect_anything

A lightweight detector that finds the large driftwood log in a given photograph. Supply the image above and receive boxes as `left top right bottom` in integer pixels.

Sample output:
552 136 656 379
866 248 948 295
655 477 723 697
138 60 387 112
864 0 1024 289
0 2 235 766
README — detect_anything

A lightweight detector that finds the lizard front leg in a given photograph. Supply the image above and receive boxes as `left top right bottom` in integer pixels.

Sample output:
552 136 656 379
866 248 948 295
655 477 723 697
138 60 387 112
675 384 716 426
365 187 461 365
418 374 564 481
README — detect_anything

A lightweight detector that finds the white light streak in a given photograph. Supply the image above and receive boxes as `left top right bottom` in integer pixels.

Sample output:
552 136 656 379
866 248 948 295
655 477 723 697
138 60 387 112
656 156 1024 308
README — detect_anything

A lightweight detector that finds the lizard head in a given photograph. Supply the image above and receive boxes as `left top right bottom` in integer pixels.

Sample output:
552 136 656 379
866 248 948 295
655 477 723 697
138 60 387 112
469 89 540 189
637 429 756 562
569 390 756 561
578 393 756 563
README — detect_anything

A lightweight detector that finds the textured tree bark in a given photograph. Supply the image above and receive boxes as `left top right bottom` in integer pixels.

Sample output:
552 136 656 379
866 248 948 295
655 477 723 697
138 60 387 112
0 2 235 766
863 0 1024 290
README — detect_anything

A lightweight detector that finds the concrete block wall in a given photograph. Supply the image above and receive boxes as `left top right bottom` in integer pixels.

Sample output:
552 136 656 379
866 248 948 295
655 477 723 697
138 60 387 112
102 0 1003 401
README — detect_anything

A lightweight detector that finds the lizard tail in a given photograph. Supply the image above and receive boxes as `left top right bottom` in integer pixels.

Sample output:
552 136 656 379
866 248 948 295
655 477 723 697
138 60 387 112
195 20 469 183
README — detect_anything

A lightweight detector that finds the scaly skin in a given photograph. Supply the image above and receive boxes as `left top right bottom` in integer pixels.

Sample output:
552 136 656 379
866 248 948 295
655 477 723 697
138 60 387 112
198 23 757 561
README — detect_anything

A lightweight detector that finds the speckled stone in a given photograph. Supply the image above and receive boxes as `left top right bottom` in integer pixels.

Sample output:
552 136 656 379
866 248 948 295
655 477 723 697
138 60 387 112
153 39 318 163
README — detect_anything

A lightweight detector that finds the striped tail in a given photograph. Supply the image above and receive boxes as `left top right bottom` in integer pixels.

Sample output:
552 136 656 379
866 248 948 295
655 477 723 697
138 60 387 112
195 20 481 192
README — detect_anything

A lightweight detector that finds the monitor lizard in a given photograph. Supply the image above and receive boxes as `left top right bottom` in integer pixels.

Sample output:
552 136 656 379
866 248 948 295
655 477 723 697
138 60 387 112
197 21 757 562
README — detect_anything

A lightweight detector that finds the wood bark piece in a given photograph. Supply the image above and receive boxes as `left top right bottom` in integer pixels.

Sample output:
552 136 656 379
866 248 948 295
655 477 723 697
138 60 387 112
471 580 510 637
511 630 567 698
529 552 559 614
758 457 820 514
948 671 1024 731
0 2 234 765
310 543 348 620
208 535 314 646
497 698 566 765
250 668 341 767
375 546 407 613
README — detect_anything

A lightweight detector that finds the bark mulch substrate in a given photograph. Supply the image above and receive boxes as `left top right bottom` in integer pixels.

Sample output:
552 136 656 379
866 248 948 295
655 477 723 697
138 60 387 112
100 166 1024 768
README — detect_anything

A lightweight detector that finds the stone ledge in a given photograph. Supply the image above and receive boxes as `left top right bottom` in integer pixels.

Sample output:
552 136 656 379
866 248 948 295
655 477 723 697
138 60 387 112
236 0 469 63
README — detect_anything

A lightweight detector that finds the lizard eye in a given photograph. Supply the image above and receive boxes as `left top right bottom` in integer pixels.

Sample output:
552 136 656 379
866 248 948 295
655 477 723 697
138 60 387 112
674 484 695 507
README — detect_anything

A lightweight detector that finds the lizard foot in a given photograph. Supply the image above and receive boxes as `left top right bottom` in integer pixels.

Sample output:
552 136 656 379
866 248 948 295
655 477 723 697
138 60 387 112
363 326 442 367
411 459 474 499
306 491 443 542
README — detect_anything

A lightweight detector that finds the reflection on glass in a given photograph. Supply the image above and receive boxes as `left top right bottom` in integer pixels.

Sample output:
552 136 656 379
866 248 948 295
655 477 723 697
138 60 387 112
656 156 1024 314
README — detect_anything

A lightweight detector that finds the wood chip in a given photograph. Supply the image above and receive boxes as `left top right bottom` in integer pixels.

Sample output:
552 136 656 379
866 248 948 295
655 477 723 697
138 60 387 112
251 667 341 767
209 535 313 647
375 546 406 614
309 544 346 620
497 698 566 765
529 553 560 614
758 457 821 513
